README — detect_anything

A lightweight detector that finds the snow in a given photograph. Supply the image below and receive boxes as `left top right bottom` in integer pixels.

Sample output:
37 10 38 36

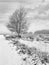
0 35 22 65
0 35 49 65
19 39 49 53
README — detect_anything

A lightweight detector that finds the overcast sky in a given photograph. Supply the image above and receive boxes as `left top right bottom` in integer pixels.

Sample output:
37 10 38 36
0 0 49 33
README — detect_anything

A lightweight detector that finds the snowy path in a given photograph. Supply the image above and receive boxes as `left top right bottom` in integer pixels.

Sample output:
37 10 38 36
0 35 22 65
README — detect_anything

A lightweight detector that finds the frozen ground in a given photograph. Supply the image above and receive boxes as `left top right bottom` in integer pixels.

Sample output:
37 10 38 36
19 39 49 53
0 35 22 65
0 35 49 65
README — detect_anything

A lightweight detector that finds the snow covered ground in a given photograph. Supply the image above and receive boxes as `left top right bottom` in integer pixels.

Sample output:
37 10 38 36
0 35 49 65
0 35 22 65
19 39 49 53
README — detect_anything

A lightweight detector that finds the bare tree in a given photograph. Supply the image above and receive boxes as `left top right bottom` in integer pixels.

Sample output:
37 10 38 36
7 7 28 38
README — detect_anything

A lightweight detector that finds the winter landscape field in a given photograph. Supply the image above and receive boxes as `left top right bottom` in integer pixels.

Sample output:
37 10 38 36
0 0 49 65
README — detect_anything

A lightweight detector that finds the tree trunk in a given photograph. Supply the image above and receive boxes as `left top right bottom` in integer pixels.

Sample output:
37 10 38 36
18 33 21 38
